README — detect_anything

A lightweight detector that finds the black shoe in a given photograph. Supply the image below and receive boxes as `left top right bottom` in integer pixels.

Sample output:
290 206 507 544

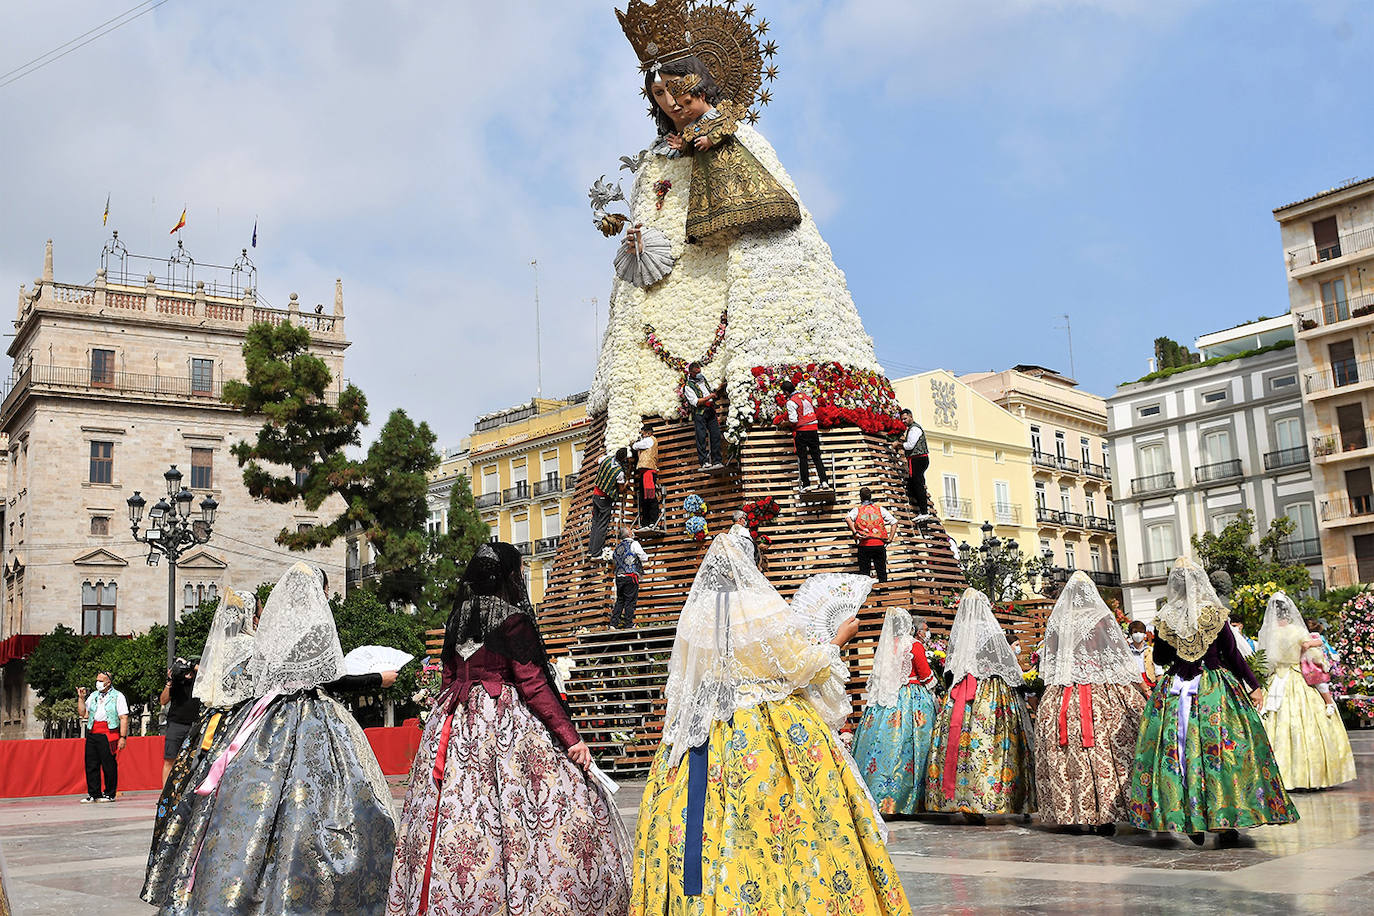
965 813 986 826
1188 832 1205 846
1095 823 1117 837
1216 829 1240 846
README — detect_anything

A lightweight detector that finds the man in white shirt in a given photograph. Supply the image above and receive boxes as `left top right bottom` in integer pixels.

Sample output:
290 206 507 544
899 408 933 519
629 424 663 529
77 671 129 802
683 362 723 470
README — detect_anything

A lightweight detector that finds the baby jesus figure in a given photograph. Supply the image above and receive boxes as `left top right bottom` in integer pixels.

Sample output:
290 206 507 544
664 72 801 243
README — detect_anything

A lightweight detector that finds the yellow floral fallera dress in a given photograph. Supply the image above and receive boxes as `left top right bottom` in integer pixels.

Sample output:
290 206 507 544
1261 628 1357 790
630 694 911 916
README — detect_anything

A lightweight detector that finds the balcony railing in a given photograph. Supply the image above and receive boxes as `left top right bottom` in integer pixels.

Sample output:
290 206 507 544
1035 505 1053 524
1312 425 1372 458
563 472 579 492
513 541 533 556
1138 560 1172 581
1320 494 1374 523
990 503 1022 525
1305 358 1373 394
532 476 561 497
1035 507 1087 527
1056 455 1081 474
1323 562 1373 589
1263 445 1309 470
502 483 531 504
535 535 561 554
1086 569 1122 588
1276 537 1322 563
1195 459 1243 484
1032 451 1057 470
1086 515 1116 532
941 497 973 520
1131 472 1175 495
1296 290 1374 331
474 492 501 509
345 563 376 586
1083 461 1110 480
1 363 225 418
1287 223 1374 272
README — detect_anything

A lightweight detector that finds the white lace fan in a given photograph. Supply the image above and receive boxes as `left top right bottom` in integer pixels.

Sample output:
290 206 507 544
614 226 676 288
789 574 874 643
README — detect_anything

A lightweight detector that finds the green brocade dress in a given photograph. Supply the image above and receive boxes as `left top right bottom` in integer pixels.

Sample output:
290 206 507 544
681 102 801 243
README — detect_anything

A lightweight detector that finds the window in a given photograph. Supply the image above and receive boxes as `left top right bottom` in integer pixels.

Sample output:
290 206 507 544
1090 546 1102 572
512 515 529 547
572 443 585 471
81 581 117 635
1030 425 1042 454
1101 442 1111 470
994 480 1012 521
1080 437 1091 465
993 450 1004 464
1034 481 1047 510
511 461 528 488
1274 416 1302 452
1330 340 1358 387
182 582 219 613
190 448 213 489
1202 429 1234 463
1065 543 1076 569
1138 404 1161 418
1270 374 1296 390
90 516 110 536
295 468 310 490
1146 522 1177 560
427 510 444 536
1211 512 1240 534
942 474 959 515
481 465 498 496
1284 501 1316 541
90 348 115 386
1202 389 1227 404
1039 538 1052 559
1059 486 1072 513
1312 215 1340 261
89 441 113 484
1337 403 1368 451
1085 493 1097 517
942 441 954 457
1320 277 1349 323
190 358 214 396
542 451 560 482
297 523 312 535
1054 431 1066 459
543 507 562 538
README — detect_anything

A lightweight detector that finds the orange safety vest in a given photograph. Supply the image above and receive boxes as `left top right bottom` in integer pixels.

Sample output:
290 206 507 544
788 393 819 432
853 503 890 544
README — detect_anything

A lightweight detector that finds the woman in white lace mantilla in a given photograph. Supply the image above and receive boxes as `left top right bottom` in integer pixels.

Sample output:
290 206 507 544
1032 571 1146 832
629 532 911 915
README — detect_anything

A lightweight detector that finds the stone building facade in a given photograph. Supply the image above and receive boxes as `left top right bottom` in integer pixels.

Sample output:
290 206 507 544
0 238 348 737
962 365 1119 588
1274 178 1374 587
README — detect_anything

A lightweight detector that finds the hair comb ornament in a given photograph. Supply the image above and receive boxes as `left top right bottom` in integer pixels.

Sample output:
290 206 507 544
617 0 778 125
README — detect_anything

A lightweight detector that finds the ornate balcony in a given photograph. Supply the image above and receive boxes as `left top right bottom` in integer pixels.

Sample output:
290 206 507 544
941 497 973 520
1263 445 1309 471
1032 451 1057 470
1195 459 1243 485
563 472 579 492
1319 494 1374 524
1131 472 1175 496
1137 560 1172 581
1086 515 1116 533
990 503 1022 525
532 476 562 497
513 541 533 556
1083 461 1110 480
503 482 531 504
1276 537 1322 563
1086 569 1121 588
474 492 501 509
535 535 562 555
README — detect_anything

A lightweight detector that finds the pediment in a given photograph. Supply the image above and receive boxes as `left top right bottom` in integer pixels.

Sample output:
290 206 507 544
179 550 228 571
73 548 128 568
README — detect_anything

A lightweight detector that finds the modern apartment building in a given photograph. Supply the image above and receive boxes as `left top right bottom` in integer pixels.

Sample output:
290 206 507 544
891 371 1040 560
1107 317 1320 619
963 365 1119 588
1274 178 1374 587
0 237 349 736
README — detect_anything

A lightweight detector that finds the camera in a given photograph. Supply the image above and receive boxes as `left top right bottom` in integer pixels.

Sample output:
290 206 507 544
170 656 198 682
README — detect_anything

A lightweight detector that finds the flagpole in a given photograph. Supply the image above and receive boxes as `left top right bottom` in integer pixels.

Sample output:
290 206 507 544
530 258 542 400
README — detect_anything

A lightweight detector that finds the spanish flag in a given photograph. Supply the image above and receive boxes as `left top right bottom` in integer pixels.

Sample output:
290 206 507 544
170 208 187 235
102 193 110 226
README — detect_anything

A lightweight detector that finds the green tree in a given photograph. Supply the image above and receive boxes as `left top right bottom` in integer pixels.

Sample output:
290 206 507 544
419 473 490 628
1191 510 1311 631
223 321 369 546
357 410 440 607
27 625 83 704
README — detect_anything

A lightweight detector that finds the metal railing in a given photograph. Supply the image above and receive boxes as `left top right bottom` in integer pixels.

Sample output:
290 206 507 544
1296 290 1374 331
1 364 224 418
1034 507 1086 527
1323 562 1372 589
990 503 1022 524
474 492 501 509
1312 425 1372 457
1305 357 1373 394
1320 494 1374 523
1035 505 1054 524
1086 569 1122 588
1056 455 1081 473
941 497 973 520
345 563 376 586
502 483 531 503
1276 537 1322 563
513 541 533 556
1086 515 1116 532
1287 223 1374 272
1195 459 1243 484
1082 461 1110 480
1032 451 1057 470
1138 560 1172 580
535 535 561 554
1131 472 1175 495
563 472 579 492
532 476 562 497
1263 445 1309 470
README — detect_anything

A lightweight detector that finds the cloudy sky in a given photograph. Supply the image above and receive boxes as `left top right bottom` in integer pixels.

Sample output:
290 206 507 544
2 0 1371 450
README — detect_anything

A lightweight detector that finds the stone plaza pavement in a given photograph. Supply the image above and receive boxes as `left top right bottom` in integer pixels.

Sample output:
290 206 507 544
2 732 1372 915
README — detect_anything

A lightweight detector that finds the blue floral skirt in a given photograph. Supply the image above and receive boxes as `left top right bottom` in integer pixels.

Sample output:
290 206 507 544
851 684 937 816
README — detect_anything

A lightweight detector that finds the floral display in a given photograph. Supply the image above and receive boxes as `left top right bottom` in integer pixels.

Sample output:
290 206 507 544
748 362 905 439
653 178 672 210
925 638 947 686
411 657 444 726
643 311 729 416
1333 589 1374 723
739 495 781 550
683 493 709 542
588 121 884 450
1232 580 1281 631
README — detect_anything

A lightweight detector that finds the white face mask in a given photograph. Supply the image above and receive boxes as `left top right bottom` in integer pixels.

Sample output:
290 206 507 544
1131 632 1146 645
94 680 107 691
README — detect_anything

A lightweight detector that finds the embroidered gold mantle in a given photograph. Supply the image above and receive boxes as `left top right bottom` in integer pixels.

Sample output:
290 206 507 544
1155 601 1227 663
684 102 800 242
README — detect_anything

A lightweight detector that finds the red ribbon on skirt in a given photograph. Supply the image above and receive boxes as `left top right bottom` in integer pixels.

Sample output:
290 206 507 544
942 674 978 800
1058 683 1095 748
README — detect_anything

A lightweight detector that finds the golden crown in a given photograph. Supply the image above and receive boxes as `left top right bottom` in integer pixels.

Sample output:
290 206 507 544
616 0 779 124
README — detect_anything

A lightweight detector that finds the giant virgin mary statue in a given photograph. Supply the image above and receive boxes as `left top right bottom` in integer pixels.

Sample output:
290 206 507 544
589 0 900 450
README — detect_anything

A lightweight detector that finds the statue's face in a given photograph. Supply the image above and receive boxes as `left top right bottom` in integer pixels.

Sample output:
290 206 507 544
677 91 711 122
650 77 692 130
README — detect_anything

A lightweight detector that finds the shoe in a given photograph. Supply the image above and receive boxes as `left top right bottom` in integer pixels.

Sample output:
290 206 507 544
80 795 97 804
96 796 115 803
1095 823 1117 837
1188 832 1205 846
1216 828 1240 847
699 464 709 472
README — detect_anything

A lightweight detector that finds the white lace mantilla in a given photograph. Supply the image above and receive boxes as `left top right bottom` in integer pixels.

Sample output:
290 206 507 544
945 588 1024 687
1040 572 1139 687
247 562 345 695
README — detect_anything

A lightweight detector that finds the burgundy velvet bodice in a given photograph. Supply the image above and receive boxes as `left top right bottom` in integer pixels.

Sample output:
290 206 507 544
1153 622 1259 691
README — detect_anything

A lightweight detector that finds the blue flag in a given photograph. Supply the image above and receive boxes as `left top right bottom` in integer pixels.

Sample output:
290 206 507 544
251 219 258 248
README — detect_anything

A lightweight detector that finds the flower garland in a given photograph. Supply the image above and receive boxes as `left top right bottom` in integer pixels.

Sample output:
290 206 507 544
749 362 905 438
1334 589 1374 721
653 178 672 210
644 310 729 375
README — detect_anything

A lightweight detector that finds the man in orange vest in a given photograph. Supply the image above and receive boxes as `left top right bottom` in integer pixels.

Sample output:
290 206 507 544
779 378 829 490
845 486 897 582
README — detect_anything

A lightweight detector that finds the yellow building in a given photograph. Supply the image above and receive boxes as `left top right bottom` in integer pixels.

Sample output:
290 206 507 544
437 393 590 606
891 371 1039 561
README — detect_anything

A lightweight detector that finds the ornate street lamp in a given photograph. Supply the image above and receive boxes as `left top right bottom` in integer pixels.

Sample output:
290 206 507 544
127 465 220 667
959 521 1051 603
